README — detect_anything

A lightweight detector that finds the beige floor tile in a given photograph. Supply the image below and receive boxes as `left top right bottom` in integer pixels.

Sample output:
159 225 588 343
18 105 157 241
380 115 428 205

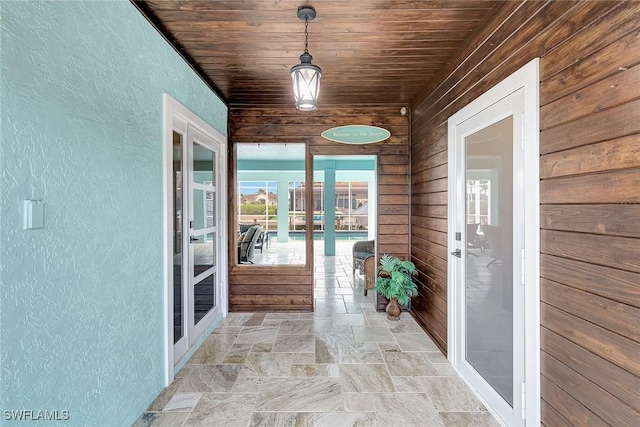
272 334 315 353
419 377 488 412
177 365 241 393
184 393 257 427
364 316 387 326
383 351 438 376
211 326 243 335
163 392 202 412
265 313 300 321
249 412 376 427
386 318 425 333
342 392 376 412
278 319 315 334
261 320 281 327
186 333 237 365
338 364 395 393
133 412 190 427
433 362 458 376
391 376 425 393
250 343 273 353
369 393 443 426
298 313 320 320
254 377 344 412
377 342 401 352
351 325 394 342
174 365 193 379
220 313 253 327
234 326 279 344
232 377 268 393
427 350 449 363
245 352 293 377
332 313 367 327
316 333 386 364
312 318 335 333
345 302 364 313
290 363 340 378
314 300 348 314
221 343 252 364
146 378 185 412
138 252 499 426
243 313 267 327
291 352 315 364
333 324 354 334
394 333 441 352
439 411 501 426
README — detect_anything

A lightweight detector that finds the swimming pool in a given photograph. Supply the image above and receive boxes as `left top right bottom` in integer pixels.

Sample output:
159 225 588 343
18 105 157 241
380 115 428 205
281 231 369 241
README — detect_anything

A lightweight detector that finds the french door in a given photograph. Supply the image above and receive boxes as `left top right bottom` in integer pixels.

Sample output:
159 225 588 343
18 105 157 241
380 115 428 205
166 95 226 372
186 127 221 342
447 60 540 425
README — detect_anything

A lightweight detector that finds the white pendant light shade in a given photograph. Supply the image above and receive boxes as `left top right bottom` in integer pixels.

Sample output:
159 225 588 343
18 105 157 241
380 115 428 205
291 52 322 111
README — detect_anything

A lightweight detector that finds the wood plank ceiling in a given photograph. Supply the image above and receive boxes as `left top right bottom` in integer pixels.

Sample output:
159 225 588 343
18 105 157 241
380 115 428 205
135 0 499 107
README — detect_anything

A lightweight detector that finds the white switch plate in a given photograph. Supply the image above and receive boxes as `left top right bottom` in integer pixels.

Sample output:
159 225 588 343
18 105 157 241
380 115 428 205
24 200 45 230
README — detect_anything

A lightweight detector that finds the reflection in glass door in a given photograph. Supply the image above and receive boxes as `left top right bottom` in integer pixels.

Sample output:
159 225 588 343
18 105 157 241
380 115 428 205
465 116 515 406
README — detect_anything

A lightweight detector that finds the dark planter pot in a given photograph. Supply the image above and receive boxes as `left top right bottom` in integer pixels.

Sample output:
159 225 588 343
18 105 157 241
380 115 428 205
376 292 411 313
386 297 402 320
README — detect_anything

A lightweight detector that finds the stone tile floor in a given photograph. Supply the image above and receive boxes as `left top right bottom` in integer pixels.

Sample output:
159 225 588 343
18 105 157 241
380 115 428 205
134 252 498 427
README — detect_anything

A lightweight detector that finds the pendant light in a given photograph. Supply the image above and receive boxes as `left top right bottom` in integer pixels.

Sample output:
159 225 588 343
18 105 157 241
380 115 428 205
290 6 322 111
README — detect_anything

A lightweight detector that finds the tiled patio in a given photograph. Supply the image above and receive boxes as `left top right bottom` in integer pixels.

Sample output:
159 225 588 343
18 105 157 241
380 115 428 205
134 249 498 427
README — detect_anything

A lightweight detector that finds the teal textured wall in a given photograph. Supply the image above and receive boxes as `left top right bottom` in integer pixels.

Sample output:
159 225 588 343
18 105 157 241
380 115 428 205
0 1 227 425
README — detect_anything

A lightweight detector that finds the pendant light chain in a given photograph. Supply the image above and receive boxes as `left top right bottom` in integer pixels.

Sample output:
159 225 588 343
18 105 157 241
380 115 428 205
304 19 309 54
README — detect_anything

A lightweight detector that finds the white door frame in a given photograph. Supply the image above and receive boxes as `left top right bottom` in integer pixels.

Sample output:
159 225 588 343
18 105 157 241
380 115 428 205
163 94 228 385
447 58 540 425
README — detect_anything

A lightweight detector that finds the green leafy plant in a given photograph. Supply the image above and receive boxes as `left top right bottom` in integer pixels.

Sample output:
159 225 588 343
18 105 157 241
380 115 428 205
375 254 418 306
240 203 277 215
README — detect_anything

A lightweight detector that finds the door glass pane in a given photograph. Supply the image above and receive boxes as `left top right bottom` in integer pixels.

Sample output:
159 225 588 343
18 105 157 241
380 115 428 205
193 189 215 229
194 272 215 325
172 131 184 344
193 142 214 184
465 116 514 406
193 232 215 278
206 191 215 228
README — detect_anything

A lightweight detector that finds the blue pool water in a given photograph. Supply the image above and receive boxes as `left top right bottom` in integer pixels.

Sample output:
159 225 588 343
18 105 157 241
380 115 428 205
281 231 369 241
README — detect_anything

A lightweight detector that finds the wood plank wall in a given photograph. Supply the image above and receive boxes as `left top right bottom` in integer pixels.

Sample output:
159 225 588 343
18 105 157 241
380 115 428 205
229 106 410 312
409 1 640 424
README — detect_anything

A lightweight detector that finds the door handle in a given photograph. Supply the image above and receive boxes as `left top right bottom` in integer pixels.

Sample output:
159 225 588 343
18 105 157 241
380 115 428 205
450 249 461 258
190 236 199 242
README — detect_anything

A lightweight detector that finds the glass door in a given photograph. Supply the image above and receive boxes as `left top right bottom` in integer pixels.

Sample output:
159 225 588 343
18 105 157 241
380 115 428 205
172 122 222 365
451 88 525 426
187 125 221 342
465 114 519 409
165 94 228 379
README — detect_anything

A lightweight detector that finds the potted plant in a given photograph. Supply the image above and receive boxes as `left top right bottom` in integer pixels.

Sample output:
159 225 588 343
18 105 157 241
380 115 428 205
375 254 418 320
